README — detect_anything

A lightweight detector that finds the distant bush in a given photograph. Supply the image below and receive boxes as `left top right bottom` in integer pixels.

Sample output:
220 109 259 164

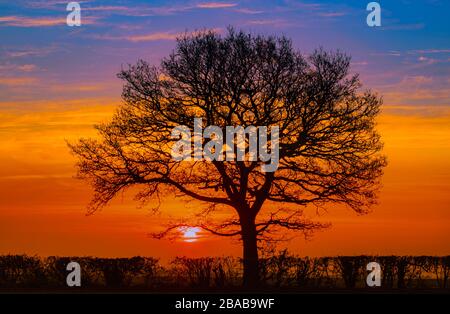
0 254 449 290
0 255 45 288
170 257 241 289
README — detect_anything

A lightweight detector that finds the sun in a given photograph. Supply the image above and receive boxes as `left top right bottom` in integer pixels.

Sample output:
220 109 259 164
181 227 201 243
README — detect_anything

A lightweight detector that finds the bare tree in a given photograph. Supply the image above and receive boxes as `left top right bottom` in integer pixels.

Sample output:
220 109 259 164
69 28 386 287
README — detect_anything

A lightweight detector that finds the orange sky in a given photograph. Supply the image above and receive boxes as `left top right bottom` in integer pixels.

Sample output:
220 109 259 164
0 100 449 260
1 0 449 260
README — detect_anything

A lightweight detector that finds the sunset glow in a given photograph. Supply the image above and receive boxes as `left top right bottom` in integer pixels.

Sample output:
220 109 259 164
0 0 449 261
181 227 201 243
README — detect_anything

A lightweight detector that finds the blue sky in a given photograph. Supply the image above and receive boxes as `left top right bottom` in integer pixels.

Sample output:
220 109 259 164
0 0 449 108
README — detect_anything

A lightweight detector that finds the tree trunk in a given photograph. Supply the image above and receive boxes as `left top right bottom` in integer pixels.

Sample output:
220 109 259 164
241 216 259 288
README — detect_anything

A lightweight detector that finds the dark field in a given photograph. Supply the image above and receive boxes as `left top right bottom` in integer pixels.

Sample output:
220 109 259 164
1 253 449 292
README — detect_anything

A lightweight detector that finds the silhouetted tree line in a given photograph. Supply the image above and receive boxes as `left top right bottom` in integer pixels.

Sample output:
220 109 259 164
0 253 449 290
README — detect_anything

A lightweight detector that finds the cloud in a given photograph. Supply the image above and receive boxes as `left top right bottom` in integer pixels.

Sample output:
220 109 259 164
81 2 238 17
0 64 38 73
400 76 433 85
318 12 346 17
0 77 37 86
126 32 180 42
383 88 450 105
417 56 439 65
25 0 90 10
379 75 450 106
48 83 106 93
246 19 291 27
93 32 179 42
3 47 57 58
82 5 130 12
370 51 402 57
351 61 369 66
281 1 322 10
381 105 450 118
233 8 264 14
0 15 96 27
196 2 237 9
0 174 72 180
0 97 119 113
0 16 64 27
24 1 239 19
410 49 450 54
18 64 37 72
381 23 425 31
94 28 223 42
81 5 168 17
130 28 223 42
81 3 188 18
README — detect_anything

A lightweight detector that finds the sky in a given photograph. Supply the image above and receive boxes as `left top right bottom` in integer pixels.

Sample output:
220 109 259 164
0 0 449 260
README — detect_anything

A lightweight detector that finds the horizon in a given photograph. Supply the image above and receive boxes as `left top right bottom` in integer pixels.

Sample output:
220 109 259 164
0 0 449 260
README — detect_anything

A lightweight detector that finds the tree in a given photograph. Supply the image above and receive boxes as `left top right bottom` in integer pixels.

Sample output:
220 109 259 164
69 28 387 288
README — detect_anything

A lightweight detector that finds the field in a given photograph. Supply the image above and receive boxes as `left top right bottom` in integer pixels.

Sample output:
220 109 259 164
1 253 449 292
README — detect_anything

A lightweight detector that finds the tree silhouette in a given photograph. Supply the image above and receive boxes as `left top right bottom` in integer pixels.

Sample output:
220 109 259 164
69 28 386 287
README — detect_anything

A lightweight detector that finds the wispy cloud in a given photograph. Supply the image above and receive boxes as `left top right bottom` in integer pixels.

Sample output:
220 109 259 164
0 16 65 27
285 1 322 10
0 15 96 27
48 83 106 93
351 61 369 66
91 32 178 42
18 64 37 72
274 1 322 13
82 5 130 12
370 51 402 57
0 64 38 73
94 28 223 42
318 12 346 17
81 5 169 17
3 46 57 58
25 0 90 10
233 8 264 14
18 0 243 22
246 19 292 27
381 23 425 31
383 88 450 105
417 56 439 65
409 49 450 54
132 28 223 42
80 2 238 17
0 97 119 112
126 32 180 42
400 75 433 86
379 74 450 106
0 77 37 86
196 2 237 9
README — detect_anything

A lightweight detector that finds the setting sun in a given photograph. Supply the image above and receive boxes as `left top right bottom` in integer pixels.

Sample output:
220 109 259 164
181 227 201 243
